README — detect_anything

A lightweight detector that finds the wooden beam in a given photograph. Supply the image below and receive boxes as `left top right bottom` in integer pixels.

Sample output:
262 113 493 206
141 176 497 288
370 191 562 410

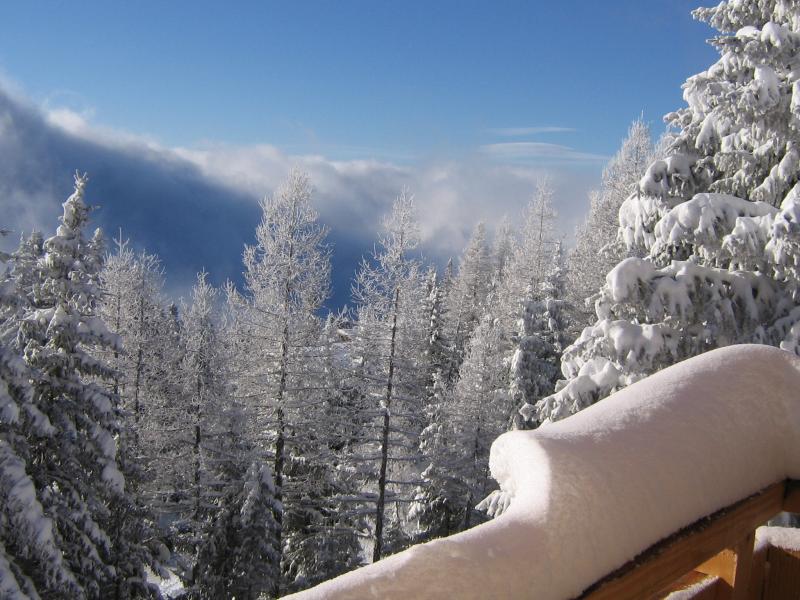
580 481 786 600
764 546 800 599
747 537 768 600
731 530 755 600
697 549 736 587
694 531 755 600
781 480 800 514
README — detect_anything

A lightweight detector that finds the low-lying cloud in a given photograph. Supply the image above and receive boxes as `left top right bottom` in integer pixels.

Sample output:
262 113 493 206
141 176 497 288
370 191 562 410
0 83 601 308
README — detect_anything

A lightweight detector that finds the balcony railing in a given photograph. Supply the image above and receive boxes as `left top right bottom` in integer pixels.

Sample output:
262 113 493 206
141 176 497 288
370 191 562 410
288 344 800 600
584 479 800 599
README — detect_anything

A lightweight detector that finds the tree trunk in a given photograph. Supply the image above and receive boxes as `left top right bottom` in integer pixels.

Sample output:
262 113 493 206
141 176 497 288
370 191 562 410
273 231 295 596
272 328 288 597
374 285 400 563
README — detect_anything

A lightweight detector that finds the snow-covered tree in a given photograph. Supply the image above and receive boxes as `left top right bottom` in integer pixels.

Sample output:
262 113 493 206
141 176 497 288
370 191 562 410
227 169 344 592
280 316 364 593
13 174 156 598
409 373 463 540
447 315 512 529
533 1 800 424
567 119 655 330
0 230 80 599
98 237 182 507
351 190 431 561
513 243 569 426
99 236 168 439
194 461 281 600
408 270 462 540
497 178 559 326
166 272 284 599
444 223 492 375
490 216 516 290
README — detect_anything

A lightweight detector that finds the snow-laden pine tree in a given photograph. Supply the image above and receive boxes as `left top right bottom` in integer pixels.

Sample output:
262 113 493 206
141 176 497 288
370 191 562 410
98 237 182 508
280 315 364 593
15 174 155 598
409 373 464 539
175 272 284 600
169 272 228 586
567 118 655 330
227 169 346 592
408 269 461 540
351 190 431 561
512 242 569 427
444 222 492 375
99 236 169 445
490 216 516 291
533 0 800 424
497 178 559 325
0 231 79 599
195 461 281 600
447 314 512 529
440 181 561 524
423 268 452 388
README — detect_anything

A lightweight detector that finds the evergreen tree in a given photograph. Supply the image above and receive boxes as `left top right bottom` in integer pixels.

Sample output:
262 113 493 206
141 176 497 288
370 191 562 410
515 243 570 426
445 181 563 521
535 1 800 423
497 178 559 327
351 190 431 561
444 223 492 377
195 461 281 600
409 373 463 540
16 173 155 598
0 231 78 598
174 272 228 586
490 216 515 291
227 169 341 592
448 315 511 529
567 118 655 330
409 270 461 540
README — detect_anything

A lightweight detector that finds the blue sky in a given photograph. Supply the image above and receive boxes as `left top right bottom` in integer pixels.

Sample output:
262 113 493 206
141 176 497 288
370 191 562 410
0 1 715 158
0 1 719 307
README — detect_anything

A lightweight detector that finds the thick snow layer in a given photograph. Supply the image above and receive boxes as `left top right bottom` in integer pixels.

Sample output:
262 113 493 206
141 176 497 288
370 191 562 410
288 345 800 600
755 526 800 553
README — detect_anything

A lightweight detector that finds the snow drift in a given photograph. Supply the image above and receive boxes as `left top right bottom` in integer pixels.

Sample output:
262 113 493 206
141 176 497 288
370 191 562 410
288 344 800 599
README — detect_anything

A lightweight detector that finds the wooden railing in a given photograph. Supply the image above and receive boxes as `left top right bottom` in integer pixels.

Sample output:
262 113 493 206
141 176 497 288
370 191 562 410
289 347 800 600
582 479 800 600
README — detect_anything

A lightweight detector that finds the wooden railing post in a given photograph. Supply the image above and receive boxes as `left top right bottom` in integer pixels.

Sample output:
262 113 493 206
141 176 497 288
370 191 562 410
732 530 756 600
695 529 754 600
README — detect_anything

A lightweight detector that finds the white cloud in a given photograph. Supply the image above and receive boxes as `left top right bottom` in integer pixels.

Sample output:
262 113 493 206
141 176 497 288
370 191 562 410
0 79 602 295
481 142 609 163
488 126 577 136
45 105 162 151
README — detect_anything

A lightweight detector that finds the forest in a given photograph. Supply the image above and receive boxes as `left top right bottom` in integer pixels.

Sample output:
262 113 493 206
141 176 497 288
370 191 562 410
4 0 800 598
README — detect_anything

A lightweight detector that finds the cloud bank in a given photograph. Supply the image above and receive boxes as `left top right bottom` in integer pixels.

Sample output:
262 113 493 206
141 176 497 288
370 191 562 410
0 83 600 308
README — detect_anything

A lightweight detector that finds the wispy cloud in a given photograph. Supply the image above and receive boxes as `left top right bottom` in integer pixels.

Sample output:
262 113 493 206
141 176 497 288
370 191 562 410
481 141 608 163
487 126 577 137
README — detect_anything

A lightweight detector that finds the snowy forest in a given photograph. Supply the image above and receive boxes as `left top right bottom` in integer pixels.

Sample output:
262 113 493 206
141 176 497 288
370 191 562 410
5 0 800 598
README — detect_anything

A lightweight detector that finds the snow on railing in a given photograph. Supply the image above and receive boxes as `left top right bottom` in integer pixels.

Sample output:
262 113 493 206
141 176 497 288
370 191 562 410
287 345 800 600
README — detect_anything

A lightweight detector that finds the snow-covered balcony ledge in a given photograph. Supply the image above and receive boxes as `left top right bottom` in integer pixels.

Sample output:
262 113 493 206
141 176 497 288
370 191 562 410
288 345 800 600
